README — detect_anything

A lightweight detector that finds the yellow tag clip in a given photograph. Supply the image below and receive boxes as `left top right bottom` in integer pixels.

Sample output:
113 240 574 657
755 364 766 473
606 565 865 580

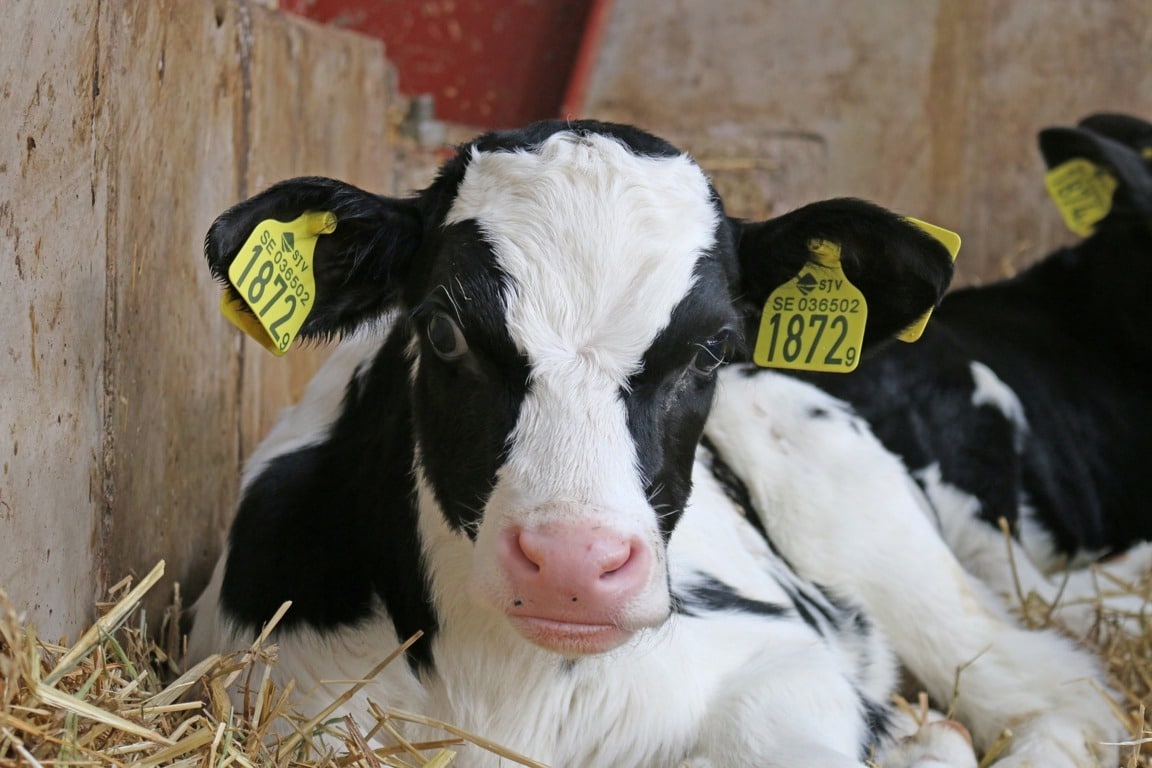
753 239 868 373
1044 158 1117 237
221 211 336 355
896 217 962 343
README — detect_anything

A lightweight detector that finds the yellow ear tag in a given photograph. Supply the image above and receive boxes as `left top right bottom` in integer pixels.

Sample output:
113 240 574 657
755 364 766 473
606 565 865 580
220 210 336 355
1044 158 1118 237
753 239 867 372
895 217 962 343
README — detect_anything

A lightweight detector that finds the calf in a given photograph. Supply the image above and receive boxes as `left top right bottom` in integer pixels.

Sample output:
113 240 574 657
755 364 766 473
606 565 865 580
803 113 1152 633
188 120 1117 767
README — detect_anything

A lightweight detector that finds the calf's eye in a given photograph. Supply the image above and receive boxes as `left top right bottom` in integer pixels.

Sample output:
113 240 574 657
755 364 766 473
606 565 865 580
426 312 469 360
689 335 730 377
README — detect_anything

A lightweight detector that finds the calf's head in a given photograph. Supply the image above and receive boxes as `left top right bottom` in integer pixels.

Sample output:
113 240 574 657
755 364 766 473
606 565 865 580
1039 114 1152 359
1040 113 1152 231
205 120 952 656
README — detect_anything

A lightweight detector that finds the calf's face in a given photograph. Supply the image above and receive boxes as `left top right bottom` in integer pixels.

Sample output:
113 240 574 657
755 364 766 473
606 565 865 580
419 134 735 654
204 120 953 656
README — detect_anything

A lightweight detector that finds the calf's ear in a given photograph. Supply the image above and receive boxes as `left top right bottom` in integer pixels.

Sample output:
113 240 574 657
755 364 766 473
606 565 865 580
1076 113 1152 159
205 176 422 340
1038 123 1152 227
733 198 955 349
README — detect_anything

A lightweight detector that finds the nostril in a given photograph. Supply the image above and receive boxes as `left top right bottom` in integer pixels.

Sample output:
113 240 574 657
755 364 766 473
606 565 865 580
601 541 651 585
503 529 543 575
597 541 634 577
514 530 544 571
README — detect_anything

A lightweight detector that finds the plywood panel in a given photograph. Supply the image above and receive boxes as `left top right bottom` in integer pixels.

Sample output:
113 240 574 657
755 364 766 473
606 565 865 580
99 0 246 619
238 6 395 461
0 0 106 641
581 0 1152 285
0 0 404 640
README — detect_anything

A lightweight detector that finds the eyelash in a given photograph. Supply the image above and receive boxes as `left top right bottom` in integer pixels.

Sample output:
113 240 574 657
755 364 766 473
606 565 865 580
689 333 734 377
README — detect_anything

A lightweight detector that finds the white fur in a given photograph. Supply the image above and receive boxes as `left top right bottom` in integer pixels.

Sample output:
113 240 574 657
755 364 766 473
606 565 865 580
194 445 970 767
705 370 1119 766
918 462 1152 638
414 458 891 766
449 135 716 373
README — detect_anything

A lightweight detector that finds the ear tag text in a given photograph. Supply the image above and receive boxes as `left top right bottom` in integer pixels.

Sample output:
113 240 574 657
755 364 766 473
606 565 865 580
1044 158 1117 237
221 211 336 355
753 239 867 373
896 217 961 343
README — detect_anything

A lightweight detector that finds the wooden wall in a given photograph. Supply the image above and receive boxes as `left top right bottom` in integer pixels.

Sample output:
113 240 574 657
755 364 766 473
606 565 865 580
579 0 1152 285
0 0 396 640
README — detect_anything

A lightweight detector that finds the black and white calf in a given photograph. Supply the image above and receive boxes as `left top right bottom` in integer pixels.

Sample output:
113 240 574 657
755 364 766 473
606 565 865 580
188 121 1117 767
802 113 1152 634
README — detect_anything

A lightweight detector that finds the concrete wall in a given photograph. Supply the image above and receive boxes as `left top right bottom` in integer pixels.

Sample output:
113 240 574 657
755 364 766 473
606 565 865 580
0 0 397 640
580 0 1152 284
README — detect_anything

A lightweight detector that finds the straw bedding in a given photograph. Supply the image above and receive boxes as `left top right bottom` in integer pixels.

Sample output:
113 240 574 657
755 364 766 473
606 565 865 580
1 556 1148 767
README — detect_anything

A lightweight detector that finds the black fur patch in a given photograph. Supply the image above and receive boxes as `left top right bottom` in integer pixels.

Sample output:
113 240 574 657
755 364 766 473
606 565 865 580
675 574 790 618
219 328 440 671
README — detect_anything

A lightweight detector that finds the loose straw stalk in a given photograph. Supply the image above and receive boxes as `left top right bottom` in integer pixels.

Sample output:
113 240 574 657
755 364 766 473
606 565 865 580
2 555 1151 767
0 564 524 767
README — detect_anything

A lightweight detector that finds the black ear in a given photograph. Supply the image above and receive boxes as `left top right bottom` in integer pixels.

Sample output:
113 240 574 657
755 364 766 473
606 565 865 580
1038 125 1152 220
1077 113 1152 159
733 198 955 349
205 176 423 339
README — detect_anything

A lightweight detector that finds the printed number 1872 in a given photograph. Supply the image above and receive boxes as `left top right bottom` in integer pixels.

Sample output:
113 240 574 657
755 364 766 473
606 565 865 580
232 240 298 352
760 312 857 368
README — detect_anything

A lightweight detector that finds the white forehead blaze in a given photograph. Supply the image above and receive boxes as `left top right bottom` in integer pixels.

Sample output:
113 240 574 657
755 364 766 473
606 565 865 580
445 130 720 519
446 131 719 382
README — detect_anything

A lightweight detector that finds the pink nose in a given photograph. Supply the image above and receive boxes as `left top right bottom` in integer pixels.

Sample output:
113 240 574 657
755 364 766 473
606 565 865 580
499 522 652 620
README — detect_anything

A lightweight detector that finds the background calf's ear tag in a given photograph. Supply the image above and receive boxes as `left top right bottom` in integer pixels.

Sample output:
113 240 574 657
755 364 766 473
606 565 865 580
1044 158 1117 237
896 217 962 343
220 210 336 356
753 239 868 373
